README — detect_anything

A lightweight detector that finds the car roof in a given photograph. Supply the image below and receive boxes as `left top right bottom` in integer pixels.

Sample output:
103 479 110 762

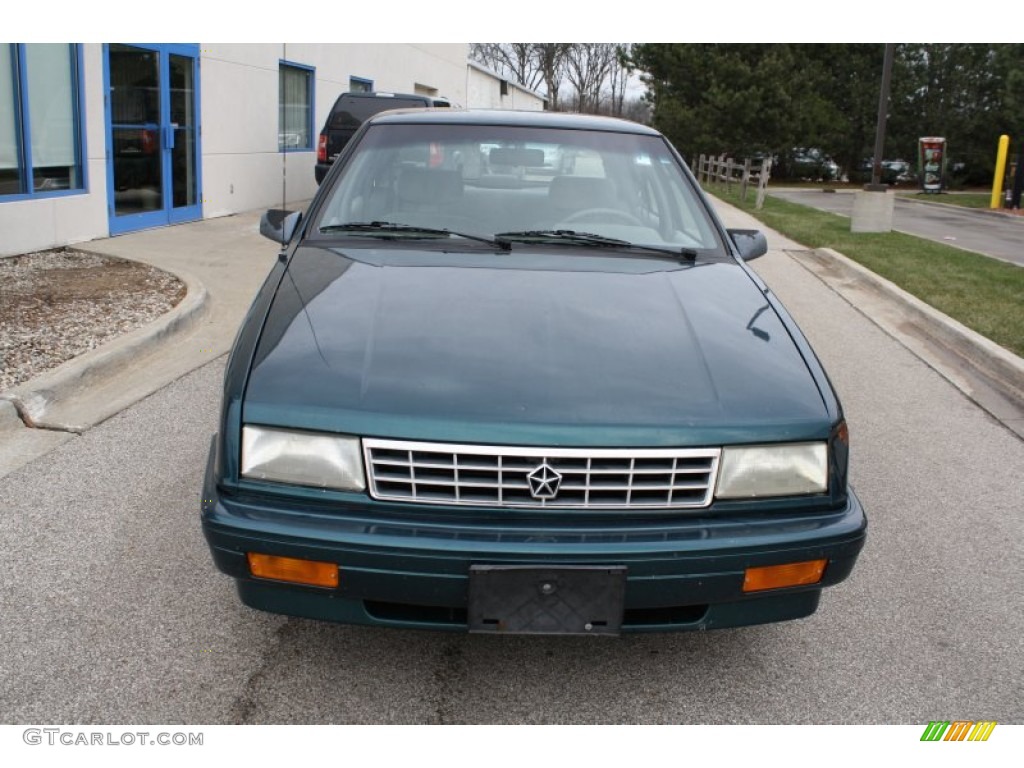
367 108 662 136
338 91 432 100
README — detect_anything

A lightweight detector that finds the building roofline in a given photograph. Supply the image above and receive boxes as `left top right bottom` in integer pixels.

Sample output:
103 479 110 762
466 60 548 101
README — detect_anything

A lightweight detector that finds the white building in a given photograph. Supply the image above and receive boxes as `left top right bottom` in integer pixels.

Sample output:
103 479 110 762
0 43 473 256
465 61 547 112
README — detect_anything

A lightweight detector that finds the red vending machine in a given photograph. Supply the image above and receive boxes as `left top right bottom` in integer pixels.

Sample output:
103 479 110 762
918 137 947 193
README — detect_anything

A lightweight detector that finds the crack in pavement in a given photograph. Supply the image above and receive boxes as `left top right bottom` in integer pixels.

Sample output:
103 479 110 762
432 640 468 725
226 617 295 725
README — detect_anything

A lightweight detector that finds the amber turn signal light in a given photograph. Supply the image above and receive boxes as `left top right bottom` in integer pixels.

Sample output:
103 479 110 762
743 559 827 592
247 552 339 588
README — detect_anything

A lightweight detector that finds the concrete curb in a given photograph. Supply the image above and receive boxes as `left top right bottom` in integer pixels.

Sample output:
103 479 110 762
0 399 22 432
0 267 209 431
813 246 1024 403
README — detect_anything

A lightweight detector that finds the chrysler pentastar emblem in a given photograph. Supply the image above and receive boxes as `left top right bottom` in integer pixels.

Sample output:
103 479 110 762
527 461 562 500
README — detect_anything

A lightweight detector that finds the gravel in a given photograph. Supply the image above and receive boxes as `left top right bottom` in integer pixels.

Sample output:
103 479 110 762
0 248 186 392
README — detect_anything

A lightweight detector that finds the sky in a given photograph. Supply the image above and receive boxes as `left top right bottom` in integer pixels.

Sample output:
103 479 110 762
19 1 1015 106
12 1 1021 43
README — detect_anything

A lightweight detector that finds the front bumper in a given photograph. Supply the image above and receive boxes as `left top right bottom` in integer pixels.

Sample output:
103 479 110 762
201 443 867 633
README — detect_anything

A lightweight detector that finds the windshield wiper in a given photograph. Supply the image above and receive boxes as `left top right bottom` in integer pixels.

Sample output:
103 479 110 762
494 229 696 262
320 221 509 250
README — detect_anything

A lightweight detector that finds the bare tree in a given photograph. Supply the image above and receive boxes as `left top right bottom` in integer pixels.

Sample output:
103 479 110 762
471 43 639 116
607 44 633 117
563 43 621 114
470 43 571 108
470 44 542 92
533 44 572 110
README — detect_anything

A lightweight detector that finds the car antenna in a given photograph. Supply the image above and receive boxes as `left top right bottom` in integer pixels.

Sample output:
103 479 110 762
275 42 293 261
281 43 287 233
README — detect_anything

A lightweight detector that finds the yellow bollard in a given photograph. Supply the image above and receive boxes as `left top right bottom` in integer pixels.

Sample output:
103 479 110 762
991 135 1010 209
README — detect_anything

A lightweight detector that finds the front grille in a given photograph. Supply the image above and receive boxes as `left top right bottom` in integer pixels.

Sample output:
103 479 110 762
363 439 721 510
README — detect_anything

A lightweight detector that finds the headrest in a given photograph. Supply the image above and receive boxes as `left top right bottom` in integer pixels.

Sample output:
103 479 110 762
489 147 545 167
397 168 463 204
547 175 615 210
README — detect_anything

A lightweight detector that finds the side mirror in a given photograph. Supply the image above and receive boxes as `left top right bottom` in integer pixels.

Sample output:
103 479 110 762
728 229 768 261
260 209 302 246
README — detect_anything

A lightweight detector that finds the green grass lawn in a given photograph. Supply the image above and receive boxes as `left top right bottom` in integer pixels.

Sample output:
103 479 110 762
707 184 1024 358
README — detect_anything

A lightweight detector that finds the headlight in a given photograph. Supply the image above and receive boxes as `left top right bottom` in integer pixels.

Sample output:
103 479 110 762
716 443 827 498
241 426 365 491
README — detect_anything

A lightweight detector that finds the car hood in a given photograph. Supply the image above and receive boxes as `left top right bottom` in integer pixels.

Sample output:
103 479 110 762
243 244 830 447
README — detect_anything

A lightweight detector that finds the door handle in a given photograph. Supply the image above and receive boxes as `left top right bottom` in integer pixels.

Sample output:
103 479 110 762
164 124 178 151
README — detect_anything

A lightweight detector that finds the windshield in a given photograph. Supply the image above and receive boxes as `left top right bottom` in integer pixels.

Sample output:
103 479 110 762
314 123 722 251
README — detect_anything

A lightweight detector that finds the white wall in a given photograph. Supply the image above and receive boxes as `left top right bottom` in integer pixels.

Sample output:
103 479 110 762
466 66 546 112
0 44 109 257
1 43 469 255
200 43 469 215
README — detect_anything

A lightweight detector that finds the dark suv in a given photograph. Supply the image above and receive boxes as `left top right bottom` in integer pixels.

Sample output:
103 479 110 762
315 91 450 183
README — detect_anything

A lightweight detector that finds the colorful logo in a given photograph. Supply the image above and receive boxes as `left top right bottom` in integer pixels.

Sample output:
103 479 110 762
921 721 997 742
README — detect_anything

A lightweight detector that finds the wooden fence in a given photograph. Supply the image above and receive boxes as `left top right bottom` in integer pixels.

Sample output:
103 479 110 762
693 153 773 209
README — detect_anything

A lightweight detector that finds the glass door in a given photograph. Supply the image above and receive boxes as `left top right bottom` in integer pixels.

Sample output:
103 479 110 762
109 44 163 221
168 52 198 221
106 44 201 234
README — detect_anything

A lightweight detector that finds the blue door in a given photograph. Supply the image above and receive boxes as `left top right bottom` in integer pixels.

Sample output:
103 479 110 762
104 43 202 235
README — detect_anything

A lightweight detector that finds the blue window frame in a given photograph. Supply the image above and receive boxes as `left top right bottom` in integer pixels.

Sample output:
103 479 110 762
0 44 87 200
279 60 314 152
349 76 373 93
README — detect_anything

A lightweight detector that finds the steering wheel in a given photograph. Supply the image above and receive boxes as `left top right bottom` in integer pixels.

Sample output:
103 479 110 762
560 208 644 227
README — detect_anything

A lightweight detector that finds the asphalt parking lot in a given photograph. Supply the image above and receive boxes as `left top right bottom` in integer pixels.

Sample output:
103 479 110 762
1 218 1021 725
769 188 1024 267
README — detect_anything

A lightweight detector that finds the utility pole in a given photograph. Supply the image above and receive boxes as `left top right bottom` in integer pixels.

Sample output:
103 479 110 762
868 44 895 191
852 43 896 232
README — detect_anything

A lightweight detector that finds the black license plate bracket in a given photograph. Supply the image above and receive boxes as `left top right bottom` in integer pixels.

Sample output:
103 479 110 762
468 565 626 636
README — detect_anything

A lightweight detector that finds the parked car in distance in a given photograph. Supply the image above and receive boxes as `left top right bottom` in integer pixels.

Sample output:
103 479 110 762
854 158 916 185
315 91 450 184
885 159 916 184
780 147 839 182
204 109 866 636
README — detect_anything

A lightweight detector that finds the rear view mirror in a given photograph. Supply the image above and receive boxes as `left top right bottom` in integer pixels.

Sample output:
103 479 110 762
489 148 546 167
260 209 302 246
728 229 768 261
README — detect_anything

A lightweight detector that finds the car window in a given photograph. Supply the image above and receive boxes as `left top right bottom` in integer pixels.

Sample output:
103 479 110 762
326 96 430 129
314 123 721 251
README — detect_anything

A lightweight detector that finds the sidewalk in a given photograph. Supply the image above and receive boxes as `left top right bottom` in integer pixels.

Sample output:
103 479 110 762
2 198 1022 478
0 210 280 476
